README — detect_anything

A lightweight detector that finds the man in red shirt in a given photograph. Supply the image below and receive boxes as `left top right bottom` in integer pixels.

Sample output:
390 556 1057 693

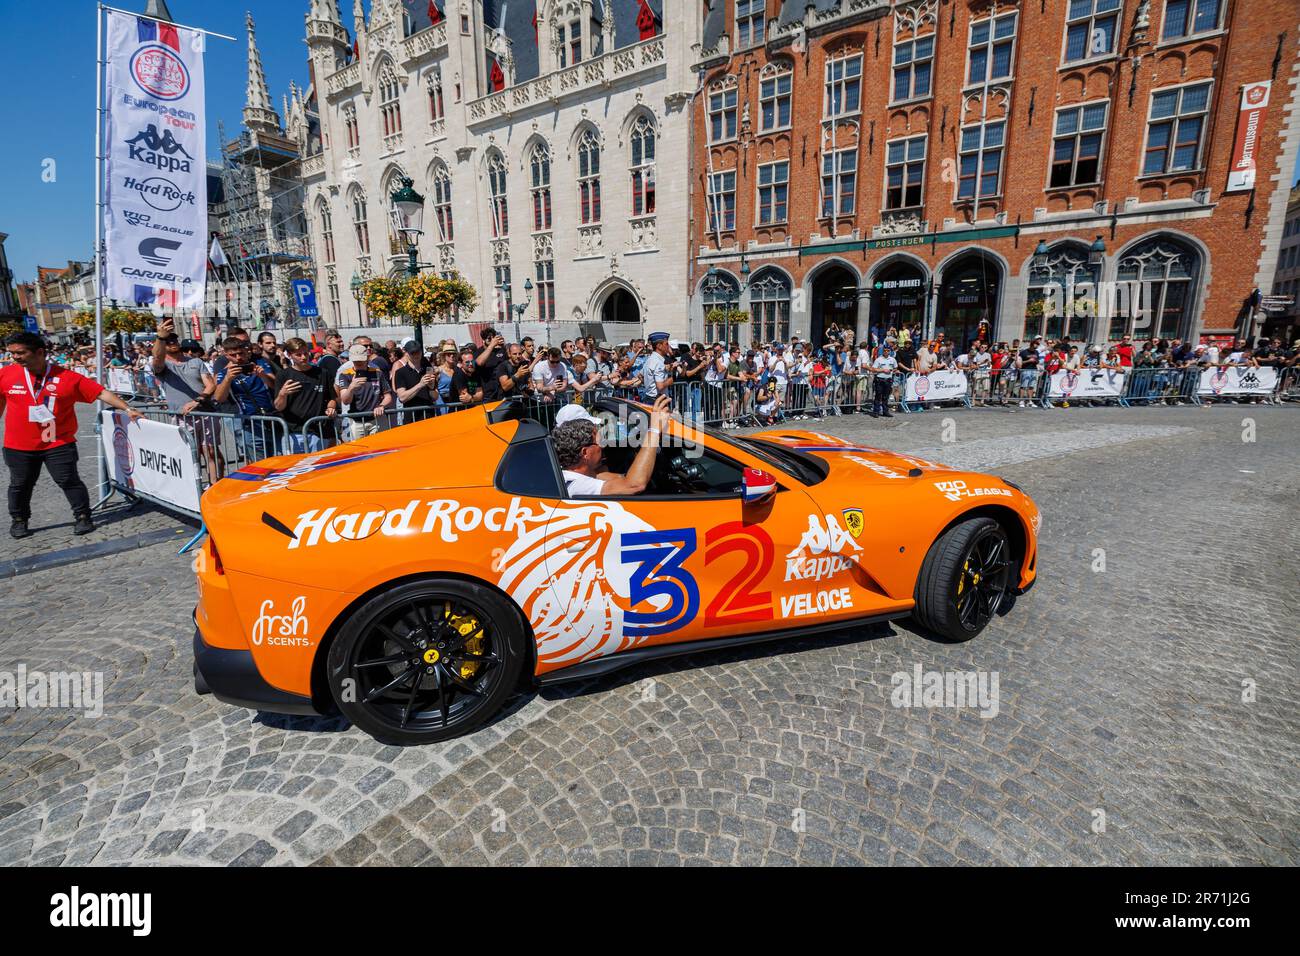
1115 334 1135 369
1 331 141 539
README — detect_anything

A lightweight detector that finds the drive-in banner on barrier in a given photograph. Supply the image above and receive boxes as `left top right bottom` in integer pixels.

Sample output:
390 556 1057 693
904 370 969 403
103 9 207 310
1048 368 1127 399
1198 366 1278 397
101 411 202 514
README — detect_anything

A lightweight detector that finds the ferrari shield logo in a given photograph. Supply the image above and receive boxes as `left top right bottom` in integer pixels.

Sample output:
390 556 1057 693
842 508 865 539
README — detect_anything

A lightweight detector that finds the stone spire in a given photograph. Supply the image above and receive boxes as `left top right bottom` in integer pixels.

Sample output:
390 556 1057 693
353 0 367 37
310 0 342 24
243 12 282 134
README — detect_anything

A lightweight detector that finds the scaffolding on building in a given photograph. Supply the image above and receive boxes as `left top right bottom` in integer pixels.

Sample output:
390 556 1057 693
208 119 314 329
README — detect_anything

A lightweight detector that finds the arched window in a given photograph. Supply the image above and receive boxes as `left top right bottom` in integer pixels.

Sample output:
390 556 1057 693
530 142 552 232
431 164 453 242
749 269 792 346
629 115 656 216
343 103 359 149
426 67 444 123
351 191 370 254
1115 236 1200 341
702 271 741 344
1026 244 1098 342
577 128 601 224
378 64 402 138
318 202 335 264
759 62 793 132
487 150 509 238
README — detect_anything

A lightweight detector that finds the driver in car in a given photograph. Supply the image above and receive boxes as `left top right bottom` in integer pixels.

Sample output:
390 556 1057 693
553 396 671 496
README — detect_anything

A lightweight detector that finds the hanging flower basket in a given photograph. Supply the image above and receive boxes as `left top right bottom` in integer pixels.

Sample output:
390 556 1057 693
361 272 478 326
705 307 750 326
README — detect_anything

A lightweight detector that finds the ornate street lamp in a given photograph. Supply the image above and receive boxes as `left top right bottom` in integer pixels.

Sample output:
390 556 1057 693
390 176 426 347
1088 235 1107 268
1033 240 1051 270
349 272 363 326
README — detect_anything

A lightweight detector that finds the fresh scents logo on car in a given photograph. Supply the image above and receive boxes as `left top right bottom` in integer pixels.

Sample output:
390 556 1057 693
933 479 1013 503
251 597 310 647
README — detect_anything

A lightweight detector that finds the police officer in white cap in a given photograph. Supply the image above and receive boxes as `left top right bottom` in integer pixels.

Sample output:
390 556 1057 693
639 331 674 403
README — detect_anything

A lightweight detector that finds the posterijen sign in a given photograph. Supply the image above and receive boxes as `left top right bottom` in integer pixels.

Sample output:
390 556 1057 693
103 10 207 310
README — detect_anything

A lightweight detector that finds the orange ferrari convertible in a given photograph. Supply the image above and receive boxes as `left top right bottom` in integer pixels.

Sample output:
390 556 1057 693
193 397 1039 744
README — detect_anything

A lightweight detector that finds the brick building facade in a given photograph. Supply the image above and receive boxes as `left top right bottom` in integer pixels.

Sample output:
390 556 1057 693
687 0 1300 350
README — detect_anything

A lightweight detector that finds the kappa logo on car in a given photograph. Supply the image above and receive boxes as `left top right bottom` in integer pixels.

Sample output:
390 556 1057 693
784 513 862 582
933 479 1013 503
251 596 311 647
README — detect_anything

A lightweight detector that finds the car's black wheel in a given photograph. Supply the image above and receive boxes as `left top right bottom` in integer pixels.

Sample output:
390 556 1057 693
912 517 1013 642
327 579 527 745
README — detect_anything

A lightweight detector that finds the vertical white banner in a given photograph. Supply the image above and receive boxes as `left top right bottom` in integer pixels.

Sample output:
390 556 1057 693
1225 81 1271 193
103 9 207 310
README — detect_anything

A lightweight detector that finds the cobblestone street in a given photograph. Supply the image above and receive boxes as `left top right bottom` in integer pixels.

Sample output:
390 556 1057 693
1 405 1296 866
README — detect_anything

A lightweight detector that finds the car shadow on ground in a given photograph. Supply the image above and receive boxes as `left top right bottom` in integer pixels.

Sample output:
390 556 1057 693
241 615 977 745
533 619 904 703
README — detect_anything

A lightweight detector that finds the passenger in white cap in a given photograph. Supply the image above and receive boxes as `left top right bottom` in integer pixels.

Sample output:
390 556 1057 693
553 396 671 496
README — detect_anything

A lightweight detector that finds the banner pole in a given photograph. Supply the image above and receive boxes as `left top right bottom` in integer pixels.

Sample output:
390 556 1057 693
93 3 112 508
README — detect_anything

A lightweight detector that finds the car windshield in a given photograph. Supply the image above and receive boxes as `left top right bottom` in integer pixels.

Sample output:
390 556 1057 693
667 412 827 487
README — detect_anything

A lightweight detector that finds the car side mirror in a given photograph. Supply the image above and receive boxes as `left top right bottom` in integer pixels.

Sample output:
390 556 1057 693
742 467 777 506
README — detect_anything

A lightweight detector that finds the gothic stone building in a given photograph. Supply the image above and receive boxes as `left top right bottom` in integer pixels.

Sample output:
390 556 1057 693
300 0 696 336
688 0 1300 349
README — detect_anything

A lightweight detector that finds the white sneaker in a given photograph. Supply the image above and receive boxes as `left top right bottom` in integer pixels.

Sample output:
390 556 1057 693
1018 401 1026 407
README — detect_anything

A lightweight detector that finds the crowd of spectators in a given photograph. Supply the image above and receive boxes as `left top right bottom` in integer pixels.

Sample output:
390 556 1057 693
15 320 1300 443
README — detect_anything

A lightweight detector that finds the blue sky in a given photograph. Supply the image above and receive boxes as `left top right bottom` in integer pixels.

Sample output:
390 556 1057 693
2 1 1299 287
1 0 318 285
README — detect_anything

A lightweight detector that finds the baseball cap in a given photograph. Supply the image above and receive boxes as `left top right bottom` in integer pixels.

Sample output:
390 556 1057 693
555 404 602 427
402 340 422 355
180 339 202 351
348 343 369 362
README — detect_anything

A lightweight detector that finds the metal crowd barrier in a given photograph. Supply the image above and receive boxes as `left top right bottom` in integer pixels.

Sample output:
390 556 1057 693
1117 367 1200 407
1277 366 1300 403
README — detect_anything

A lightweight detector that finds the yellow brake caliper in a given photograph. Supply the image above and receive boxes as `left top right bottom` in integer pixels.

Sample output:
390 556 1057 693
444 605 485 680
